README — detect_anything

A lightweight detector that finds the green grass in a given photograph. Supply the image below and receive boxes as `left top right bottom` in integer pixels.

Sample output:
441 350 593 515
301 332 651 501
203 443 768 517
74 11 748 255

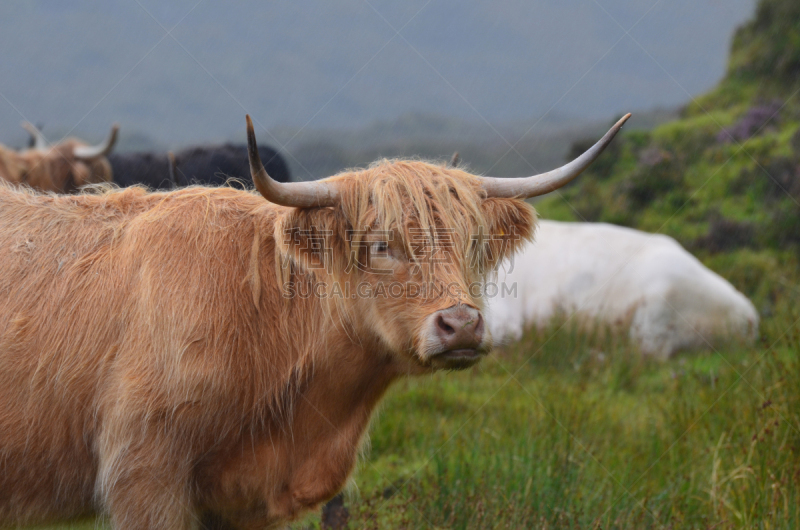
300 308 798 530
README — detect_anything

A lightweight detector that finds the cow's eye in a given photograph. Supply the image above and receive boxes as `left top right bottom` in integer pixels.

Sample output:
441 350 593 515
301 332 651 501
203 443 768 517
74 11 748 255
372 241 389 254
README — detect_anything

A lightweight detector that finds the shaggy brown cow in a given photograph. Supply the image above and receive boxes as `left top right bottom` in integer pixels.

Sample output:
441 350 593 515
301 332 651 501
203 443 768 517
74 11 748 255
0 122 118 193
0 114 629 529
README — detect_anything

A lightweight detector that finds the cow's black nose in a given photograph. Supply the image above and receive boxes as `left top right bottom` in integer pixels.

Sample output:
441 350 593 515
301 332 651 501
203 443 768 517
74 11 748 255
433 305 484 350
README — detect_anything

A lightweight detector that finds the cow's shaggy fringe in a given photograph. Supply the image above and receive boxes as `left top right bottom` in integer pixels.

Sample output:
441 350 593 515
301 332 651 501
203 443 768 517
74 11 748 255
0 160 535 529
278 159 535 289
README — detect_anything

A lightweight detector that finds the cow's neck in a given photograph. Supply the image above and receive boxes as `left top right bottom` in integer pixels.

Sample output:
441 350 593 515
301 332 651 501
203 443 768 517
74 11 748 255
225 259 406 520
294 333 398 453
270 334 399 519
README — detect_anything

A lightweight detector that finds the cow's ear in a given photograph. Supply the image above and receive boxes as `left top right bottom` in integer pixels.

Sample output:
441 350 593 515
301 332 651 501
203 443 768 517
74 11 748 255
275 208 349 279
479 198 537 266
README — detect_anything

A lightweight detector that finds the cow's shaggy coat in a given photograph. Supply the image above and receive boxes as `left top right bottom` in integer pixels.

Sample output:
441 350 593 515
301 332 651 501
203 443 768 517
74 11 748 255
0 160 534 529
488 220 759 357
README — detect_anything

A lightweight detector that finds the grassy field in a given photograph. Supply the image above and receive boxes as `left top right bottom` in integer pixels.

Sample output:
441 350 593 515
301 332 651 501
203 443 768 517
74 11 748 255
311 306 799 530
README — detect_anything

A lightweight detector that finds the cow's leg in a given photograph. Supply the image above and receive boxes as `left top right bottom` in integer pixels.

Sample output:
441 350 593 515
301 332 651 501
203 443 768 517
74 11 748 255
201 511 287 530
97 436 198 530
199 512 239 530
321 494 349 529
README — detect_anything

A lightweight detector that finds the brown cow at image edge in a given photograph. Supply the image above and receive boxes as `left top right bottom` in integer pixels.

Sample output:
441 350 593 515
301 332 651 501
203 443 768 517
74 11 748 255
0 122 118 193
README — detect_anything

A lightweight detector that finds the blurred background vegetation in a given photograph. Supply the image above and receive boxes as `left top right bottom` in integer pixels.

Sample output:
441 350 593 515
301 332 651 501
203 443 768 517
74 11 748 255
537 0 800 323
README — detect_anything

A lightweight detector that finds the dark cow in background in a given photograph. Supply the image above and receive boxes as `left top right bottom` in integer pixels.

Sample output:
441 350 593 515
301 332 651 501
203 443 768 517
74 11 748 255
109 143 291 189
176 144 291 186
106 151 175 189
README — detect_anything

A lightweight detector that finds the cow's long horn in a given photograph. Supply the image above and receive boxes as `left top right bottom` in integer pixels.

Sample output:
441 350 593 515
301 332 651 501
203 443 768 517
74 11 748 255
480 113 631 198
73 124 119 160
21 122 48 150
449 151 460 168
246 115 339 208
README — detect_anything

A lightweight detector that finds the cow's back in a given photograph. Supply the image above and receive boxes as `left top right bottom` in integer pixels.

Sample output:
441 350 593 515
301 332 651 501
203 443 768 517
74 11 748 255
109 152 173 189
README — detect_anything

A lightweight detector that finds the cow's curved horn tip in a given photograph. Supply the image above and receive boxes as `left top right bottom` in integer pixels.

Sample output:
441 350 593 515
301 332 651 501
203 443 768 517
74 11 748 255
617 113 632 127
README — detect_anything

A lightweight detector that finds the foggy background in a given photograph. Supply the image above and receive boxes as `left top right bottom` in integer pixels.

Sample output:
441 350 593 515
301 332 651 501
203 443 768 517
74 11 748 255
0 0 756 179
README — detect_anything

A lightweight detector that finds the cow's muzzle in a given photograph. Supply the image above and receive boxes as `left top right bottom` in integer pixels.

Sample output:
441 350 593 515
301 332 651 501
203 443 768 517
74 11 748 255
426 305 488 369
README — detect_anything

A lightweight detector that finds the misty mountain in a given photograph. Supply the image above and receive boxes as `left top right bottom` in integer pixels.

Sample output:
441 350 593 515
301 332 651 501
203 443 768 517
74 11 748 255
0 0 754 154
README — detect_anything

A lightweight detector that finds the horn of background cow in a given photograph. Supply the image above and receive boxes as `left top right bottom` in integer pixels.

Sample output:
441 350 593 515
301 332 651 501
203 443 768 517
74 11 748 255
246 115 339 208
449 151 460 168
480 113 631 199
73 124 119 160
21 121 48 150
167 151 177 188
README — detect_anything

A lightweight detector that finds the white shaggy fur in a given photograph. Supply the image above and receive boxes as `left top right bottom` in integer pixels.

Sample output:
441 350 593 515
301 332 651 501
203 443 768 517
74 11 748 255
487 221 759 358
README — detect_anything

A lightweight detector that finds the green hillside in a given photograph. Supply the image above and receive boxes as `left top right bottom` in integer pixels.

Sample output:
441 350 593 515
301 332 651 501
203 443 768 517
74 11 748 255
538 0 800 315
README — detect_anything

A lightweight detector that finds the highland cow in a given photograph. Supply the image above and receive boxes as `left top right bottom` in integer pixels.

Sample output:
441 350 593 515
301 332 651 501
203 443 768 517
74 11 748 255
488 220 759 357
0 114 629 529
0 122 118 193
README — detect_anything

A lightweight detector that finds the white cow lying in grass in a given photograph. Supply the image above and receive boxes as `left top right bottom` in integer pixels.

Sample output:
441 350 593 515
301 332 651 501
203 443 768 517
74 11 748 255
488 220 759 358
